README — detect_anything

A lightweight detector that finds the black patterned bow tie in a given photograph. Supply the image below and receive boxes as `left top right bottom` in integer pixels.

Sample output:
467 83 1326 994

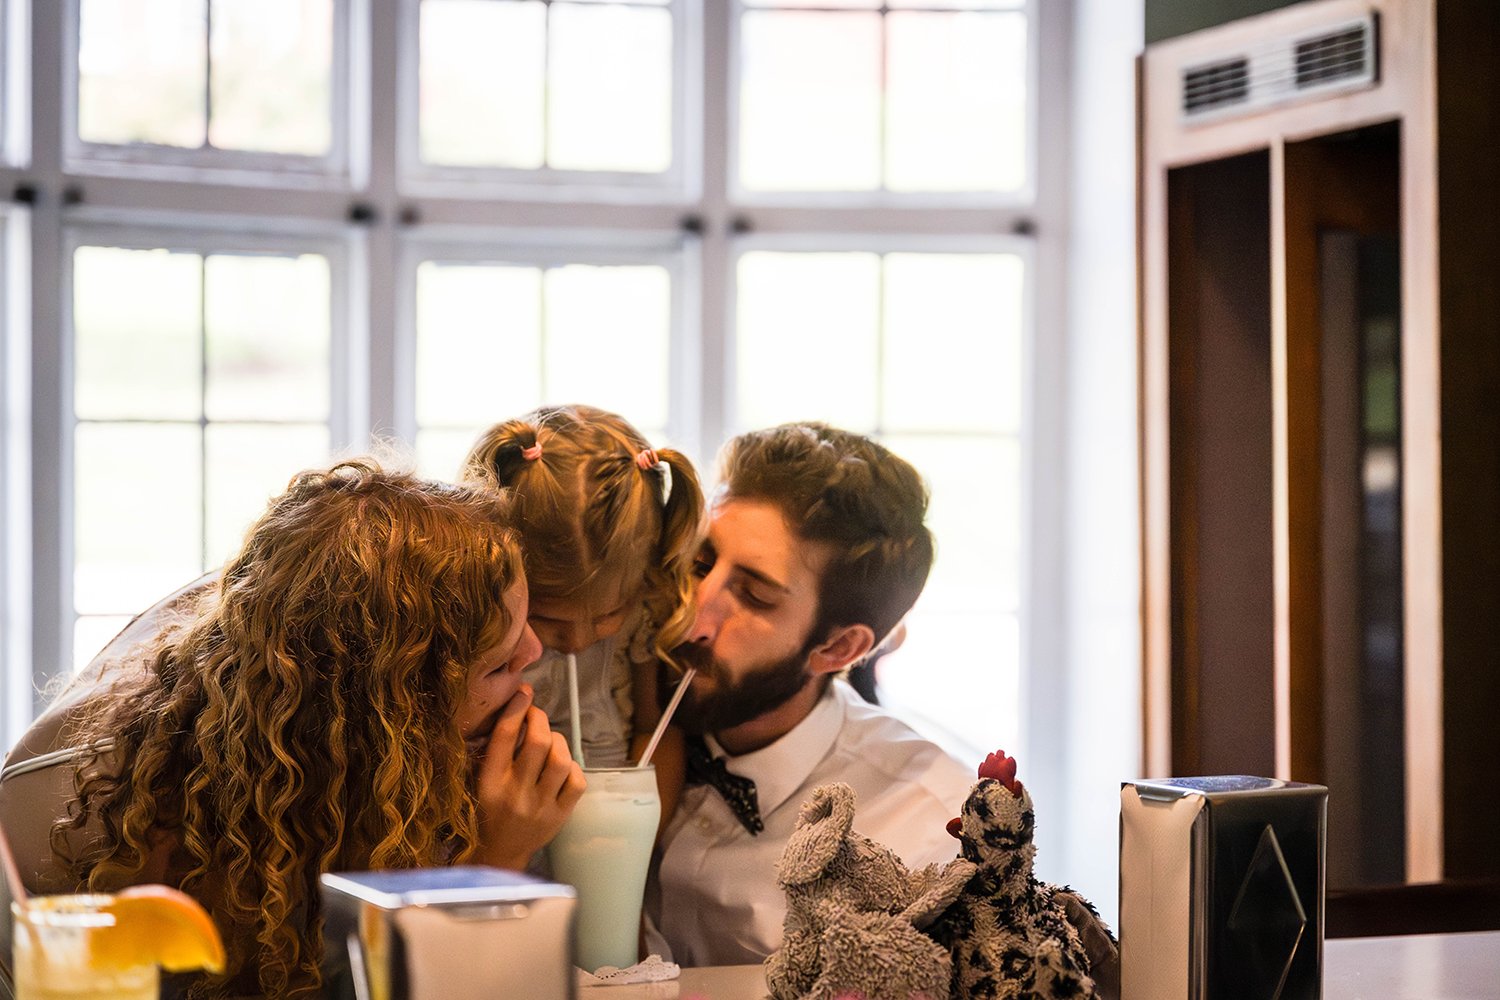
684 735 763 836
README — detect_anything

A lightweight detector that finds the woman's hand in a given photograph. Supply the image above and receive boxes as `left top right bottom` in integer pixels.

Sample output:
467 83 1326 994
472 684 586 871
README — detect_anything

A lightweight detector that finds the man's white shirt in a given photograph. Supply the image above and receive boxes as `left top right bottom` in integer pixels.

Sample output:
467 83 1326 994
644 678 976 967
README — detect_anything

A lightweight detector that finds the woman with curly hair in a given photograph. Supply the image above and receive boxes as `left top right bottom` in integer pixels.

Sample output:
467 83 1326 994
0 460 585 998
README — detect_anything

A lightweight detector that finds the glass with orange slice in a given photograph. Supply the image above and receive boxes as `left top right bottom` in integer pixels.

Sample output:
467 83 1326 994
11 885 225 1000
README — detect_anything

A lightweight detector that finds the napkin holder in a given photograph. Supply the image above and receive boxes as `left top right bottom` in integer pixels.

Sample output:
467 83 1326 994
320 866 577 1000
1119 776 1327 1000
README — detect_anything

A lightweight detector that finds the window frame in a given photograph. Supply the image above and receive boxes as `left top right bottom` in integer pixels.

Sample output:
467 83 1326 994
62 0 357 185
726 0 1039 209
396 226 701 456
724 229 1038 763
47 215 359 679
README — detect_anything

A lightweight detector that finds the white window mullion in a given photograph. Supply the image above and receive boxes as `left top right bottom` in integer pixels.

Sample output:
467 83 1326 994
694 0 732 466
2 209 34 752
363 0 401 449
27 0 72 724
1019 0 1072 884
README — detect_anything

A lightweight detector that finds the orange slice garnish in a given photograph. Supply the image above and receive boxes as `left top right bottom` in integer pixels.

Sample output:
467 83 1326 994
91 885 227 974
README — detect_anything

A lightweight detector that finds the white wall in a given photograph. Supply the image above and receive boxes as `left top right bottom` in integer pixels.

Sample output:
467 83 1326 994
1032 0 1145 931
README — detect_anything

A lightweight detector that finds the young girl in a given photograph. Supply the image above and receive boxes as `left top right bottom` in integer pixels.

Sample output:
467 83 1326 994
460 405 704 786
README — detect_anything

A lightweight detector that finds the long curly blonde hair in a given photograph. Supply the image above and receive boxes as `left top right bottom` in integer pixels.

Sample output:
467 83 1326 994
54 460 524 998
460 404 704 664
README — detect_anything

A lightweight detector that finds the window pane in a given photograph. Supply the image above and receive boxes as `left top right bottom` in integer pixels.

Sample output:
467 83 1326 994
739 11 881 192
876 433 1021 761
735 251 879 431
78 0 207 148
882 253 1023 433
74 246 202 421
884 433 1020 612
415 262 543 427
73 615 134 673
209 0 332 155
877 610 1019 760
416 427 485 481
204 423 329 565
204 253 330 422
543 264 670 428
420 0 545 167
886 11 1026 192
548 3 672 173
74 422 203 615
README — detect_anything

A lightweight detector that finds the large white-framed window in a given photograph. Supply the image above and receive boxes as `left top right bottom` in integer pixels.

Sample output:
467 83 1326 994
3 0 1065 785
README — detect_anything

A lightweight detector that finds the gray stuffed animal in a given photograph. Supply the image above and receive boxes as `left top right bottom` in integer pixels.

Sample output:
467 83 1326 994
765 782 976 1000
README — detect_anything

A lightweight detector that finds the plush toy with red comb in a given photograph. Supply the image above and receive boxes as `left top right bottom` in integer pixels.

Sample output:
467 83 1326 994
926 749 1108 1000
767 751 1116 1000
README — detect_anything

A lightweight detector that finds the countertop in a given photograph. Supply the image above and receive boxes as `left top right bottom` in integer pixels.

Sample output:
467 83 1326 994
588 931 1500 999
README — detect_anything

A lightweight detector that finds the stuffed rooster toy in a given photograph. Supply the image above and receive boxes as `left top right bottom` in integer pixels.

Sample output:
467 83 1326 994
925 750 1103 1000
768 750 1113 1000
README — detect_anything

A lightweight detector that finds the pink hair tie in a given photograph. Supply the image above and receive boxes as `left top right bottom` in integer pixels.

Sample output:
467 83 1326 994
520 443 543 461
635 448 660 471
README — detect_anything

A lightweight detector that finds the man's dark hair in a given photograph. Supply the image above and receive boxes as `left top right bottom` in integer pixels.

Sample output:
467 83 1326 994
716 422 934 647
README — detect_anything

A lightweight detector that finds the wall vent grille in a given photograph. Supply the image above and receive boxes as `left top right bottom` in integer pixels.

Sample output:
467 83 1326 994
1180 13 1377 124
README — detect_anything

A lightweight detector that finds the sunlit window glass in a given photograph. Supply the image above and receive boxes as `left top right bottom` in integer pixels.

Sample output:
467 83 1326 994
414 258 672 478
738 0 1028 194
734 249 1024 756
70 245 331 670
418 0 674 173
208 0 333 155
736 251 881 430
76 0 333 156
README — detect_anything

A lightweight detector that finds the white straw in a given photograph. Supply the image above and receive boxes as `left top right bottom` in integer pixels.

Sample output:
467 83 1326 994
637 667 696 769
566 652 585 766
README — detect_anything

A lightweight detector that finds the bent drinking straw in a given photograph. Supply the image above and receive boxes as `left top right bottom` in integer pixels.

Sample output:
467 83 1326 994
636 667 696 769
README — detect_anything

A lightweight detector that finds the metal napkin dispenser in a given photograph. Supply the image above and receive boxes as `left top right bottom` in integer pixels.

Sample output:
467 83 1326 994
319 866 577 1000
1119 776 1327 1000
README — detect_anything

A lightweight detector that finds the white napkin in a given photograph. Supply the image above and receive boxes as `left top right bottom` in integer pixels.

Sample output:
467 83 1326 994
578 954 681 987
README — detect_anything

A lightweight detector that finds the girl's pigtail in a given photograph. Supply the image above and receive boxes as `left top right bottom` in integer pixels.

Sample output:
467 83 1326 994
650 448 706 662
461 419 542 488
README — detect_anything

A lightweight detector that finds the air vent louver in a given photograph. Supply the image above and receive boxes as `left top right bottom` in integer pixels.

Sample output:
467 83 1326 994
1295 26 1368 87
1180 13 1377 124
1184 59 1250 114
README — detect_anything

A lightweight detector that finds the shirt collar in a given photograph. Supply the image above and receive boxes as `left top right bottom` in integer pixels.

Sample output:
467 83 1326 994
705 680 848 816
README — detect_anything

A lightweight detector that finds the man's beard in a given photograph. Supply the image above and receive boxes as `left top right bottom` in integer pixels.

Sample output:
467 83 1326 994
669 636 818 736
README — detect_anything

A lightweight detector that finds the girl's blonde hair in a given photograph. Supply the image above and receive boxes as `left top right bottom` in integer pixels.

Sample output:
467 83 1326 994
460 404 704 662
55 459 524 998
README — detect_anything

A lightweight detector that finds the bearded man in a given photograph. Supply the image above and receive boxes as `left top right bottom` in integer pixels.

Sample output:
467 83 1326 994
643 423 977 967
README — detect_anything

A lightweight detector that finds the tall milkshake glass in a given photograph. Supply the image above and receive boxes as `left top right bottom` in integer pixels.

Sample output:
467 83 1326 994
545 765 660 972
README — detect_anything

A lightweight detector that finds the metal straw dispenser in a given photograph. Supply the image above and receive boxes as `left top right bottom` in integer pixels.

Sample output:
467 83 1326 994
320 866 577 1000
1119 776 1327 1000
